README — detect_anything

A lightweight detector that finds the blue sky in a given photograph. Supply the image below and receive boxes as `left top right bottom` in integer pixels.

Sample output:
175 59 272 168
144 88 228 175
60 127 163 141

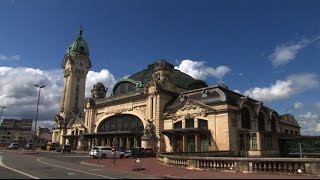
0 0 319 135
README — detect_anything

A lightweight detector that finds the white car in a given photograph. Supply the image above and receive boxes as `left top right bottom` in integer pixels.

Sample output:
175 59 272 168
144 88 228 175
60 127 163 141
8 143 19 150
89 146 124 159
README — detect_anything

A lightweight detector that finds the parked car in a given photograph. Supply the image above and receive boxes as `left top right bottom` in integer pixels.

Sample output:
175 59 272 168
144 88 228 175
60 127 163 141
24 143 33 150
130 147 146 158
56 145 72 153
46 142 59 151
124 149 134 158
8 143 19 150
89 146 124 159
144 148 156 157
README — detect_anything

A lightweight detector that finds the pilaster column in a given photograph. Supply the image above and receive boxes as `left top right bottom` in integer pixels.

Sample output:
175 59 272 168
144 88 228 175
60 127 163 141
195 134 200 152
183 135 186 152
171 136 176 152
119 137 123 148
134 137 137 147
106 138 110 146
126 137 130 149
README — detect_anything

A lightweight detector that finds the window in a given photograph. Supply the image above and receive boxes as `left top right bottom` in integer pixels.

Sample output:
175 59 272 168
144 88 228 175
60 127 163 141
185 118 194 128
114 82 136 95
200 134 209 152
241 108 251 129
239 134 248 150
263 134 273 150
258 112 265 131
174 121 182 129
187 135 195 152
271 116 277 132
240 133 257 150
198 119 208 129
250 133 257 150
98 114 144 133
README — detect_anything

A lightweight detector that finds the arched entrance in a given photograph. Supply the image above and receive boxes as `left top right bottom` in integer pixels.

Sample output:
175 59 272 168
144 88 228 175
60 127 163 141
84 114 144 150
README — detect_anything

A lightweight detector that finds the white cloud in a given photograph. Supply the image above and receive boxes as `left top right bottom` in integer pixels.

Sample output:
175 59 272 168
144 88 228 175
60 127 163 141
300 112 319 120
0 66 116 129
269 36 320 67
293 102 304 110
174 59 231 80
269 39 310 67
298 112 320 136
244 73 319 102
86 70 116 98
0 54 20 61
233 89 240 93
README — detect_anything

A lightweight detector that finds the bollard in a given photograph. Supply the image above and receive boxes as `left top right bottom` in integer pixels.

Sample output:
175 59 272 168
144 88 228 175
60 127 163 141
132 158 145 171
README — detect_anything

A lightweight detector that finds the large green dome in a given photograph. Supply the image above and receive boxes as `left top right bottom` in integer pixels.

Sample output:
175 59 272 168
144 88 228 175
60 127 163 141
112 60 208 95
67 28 89 56
128 60 208 90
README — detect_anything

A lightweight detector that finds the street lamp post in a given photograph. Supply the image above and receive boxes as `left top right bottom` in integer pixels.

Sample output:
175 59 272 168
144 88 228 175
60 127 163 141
33 85 45 150
0 106 6 124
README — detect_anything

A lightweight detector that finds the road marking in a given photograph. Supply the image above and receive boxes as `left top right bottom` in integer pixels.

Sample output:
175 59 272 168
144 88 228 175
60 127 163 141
89 168 103 171
37 157 115 179
0 155 39 179
57 155 89 157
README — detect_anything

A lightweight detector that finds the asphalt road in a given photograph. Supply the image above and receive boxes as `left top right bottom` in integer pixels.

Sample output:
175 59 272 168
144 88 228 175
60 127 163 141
0 150 160 179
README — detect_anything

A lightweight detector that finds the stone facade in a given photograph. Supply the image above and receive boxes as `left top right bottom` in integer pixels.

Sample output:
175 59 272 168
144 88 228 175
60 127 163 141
53 31 300 156
0 119 33 147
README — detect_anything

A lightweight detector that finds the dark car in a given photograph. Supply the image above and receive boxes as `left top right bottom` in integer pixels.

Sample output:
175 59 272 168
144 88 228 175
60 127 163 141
131 147 146 158
144 148 156 157
56 145 72 153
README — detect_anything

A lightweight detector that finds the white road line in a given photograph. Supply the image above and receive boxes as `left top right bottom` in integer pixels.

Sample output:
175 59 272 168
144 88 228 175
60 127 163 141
57 155 89 157
0 155 39 179
37 157 115 179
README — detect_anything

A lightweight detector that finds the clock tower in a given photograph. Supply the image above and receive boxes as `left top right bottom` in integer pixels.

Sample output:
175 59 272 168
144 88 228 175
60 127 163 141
60 27 91 123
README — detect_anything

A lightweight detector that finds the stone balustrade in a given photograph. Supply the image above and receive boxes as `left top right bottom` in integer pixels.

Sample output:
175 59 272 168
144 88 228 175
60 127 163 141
157 154 320 175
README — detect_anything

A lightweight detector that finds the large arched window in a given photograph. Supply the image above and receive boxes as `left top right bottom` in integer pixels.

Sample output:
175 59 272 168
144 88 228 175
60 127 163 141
241 107 251 129
98 114 144 133
258 112 265 131
113 82 136 95
271 115 277 133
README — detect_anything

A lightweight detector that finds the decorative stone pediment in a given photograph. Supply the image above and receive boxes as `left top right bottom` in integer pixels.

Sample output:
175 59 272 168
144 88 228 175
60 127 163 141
96 102 145 118
68 115 85 128
167 100 215 121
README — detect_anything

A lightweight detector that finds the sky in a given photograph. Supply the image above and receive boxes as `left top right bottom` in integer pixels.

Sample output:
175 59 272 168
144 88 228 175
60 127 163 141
0 0 319 135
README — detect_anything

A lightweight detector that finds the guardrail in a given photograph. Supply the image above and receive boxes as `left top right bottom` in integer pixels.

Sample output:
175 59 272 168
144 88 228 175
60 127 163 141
157 154 320 175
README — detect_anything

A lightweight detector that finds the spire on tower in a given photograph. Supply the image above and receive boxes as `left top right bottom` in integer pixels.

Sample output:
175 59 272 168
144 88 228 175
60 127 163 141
79 25 83 37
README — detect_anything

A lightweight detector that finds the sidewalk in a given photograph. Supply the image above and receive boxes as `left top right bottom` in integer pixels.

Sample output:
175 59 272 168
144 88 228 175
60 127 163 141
81 157 320 179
